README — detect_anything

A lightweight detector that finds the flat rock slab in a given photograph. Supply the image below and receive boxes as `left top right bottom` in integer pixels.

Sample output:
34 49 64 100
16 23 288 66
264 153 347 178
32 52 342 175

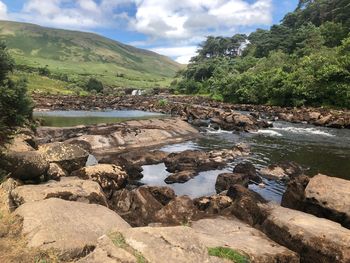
192 218 299 263
118 226 227 263
261 204 350 263
15 198 130 260
11 177 108 207
305 174 350 228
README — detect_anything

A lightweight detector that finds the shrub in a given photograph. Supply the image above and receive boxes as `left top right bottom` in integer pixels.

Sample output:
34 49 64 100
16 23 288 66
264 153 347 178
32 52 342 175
86 77 104 93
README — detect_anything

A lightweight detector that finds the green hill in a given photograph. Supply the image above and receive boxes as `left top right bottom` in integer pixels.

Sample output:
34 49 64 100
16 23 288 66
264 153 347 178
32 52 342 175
0 20 182 91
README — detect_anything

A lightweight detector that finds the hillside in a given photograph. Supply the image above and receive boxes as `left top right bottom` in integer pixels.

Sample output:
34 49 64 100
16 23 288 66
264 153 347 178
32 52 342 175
0 20 182 90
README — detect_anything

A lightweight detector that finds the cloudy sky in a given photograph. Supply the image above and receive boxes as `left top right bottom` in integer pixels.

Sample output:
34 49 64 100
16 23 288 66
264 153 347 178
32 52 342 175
0 0 298 63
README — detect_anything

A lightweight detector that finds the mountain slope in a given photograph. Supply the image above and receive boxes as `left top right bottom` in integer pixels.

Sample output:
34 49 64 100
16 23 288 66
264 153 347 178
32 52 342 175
0 20 182 89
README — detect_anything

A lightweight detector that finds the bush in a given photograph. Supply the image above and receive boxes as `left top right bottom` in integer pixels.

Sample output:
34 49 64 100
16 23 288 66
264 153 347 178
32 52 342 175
86 78 103 93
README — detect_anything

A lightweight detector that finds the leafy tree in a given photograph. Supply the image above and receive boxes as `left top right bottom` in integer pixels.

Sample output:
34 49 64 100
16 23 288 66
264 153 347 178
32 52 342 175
0 42 32 144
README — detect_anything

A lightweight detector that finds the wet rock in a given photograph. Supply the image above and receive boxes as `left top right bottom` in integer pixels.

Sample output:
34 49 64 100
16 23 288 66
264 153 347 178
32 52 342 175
15 198 131 261
71 164 128 197
109 186 163 227
261 204 350 263
164 170 196 184
233 162 262 183
5 151 49 181
215 173 251 193
46 163 67 180
10 177 108 207
164 150 224 173
38 142 89 173
259 161 303 180
282 174 350 229
194 194 233 215
192 218 299 263
227 185 267 226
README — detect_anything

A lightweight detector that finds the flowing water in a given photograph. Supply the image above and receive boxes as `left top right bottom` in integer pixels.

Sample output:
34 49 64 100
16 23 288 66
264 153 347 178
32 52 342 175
35 110 350 203
142 121 350 203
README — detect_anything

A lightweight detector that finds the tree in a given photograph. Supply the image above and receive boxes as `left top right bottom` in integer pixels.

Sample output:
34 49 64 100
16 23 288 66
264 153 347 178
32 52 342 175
0 42 32 144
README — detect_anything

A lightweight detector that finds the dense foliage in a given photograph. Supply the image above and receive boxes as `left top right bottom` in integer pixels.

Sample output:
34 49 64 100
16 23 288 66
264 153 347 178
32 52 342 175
0 42 32 144
175 0 350 108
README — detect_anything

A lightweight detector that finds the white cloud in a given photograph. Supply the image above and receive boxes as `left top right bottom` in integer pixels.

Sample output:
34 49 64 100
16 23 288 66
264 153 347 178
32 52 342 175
150 46 198 64
0 1 8 19
3 0 274 63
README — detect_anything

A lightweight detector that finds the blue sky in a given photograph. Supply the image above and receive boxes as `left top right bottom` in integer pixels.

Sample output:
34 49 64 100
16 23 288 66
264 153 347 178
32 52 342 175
0 0 298 63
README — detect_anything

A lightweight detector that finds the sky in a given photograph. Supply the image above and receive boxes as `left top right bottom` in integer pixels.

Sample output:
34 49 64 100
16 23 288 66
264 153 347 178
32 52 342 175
0 0 298 64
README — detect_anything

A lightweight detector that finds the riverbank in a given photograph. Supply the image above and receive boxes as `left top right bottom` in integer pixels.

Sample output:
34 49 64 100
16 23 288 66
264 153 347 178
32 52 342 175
32 94 350 129
1 95 349 262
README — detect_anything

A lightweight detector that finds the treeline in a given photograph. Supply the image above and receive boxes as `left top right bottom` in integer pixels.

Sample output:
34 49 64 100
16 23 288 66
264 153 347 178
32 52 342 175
175 0 350 108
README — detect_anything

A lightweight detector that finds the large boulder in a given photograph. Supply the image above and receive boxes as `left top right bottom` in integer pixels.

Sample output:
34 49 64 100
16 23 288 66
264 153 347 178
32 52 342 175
71 164 128 197
10 177 108 207
109 186 164 227
282 174 350 229
5 151 49 181
38 142 89 172
153 196 202 225
117 226 223 263
192 218 299 263
15 198 131 261
227 185 267 226
46 163 67 180
261 204 350 263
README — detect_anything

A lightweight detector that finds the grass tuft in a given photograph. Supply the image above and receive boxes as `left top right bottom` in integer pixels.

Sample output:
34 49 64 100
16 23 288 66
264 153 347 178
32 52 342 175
208 247 250 263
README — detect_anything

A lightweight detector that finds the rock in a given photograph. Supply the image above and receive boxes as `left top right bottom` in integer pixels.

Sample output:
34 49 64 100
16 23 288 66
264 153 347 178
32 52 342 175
281 175 310 211
109 187 163 227
215 162 263 193
118 226 221 263
192 218 299 263
0 178 23 212
164 170 196 184
164 150 224 173
147 186 176 205
153 196 202 225
282 174 350 229
233 162 262 183
4 134 35 152
71 164 128 197
15 198 130 261
227 185 267 226
5 151 49 181
77 234 137 263
261 204 350 263
39 142 89 172
10 177 108 207
47 163 67 180
215 173 251 193
260 161 303 180
194 194 233 215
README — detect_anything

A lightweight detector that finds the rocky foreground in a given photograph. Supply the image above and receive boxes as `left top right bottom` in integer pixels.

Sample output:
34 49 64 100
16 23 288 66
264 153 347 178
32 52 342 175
1 115 350 262
33 94 350 129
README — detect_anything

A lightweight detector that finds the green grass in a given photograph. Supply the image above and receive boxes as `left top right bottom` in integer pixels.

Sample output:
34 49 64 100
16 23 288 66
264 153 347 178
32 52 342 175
0 20 183 89
10 71 88 95
208 247 250 263
109 232 148 263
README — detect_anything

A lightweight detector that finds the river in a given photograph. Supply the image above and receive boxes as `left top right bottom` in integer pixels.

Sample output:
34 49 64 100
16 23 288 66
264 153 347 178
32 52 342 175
34 110 350 203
